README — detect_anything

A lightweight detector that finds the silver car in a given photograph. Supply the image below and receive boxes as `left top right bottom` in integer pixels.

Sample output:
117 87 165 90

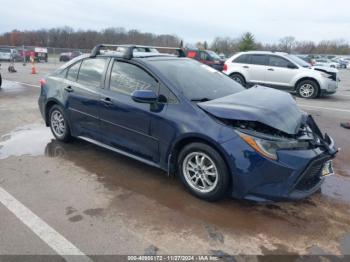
223 51 338 99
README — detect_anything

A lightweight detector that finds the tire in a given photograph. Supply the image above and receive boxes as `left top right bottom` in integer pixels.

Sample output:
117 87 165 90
296 80 319 99
0 73 2 88
177 142 230 201
229 73 246 87
49 105 72 142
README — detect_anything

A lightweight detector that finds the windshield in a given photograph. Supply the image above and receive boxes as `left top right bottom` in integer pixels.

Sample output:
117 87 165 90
149 59 244 101
287 55 310 67
206 50 221 60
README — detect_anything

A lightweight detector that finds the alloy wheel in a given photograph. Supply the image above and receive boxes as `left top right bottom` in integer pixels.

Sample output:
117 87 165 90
50 110 66 138
182 152 218 193
299 83 315 98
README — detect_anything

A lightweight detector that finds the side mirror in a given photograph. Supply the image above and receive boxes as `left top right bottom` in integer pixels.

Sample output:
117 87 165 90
131 90 158 104
287 63 297 69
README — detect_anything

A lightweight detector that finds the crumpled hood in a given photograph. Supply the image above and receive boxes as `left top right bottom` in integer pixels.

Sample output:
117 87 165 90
312 66 338 74
198 86 303 135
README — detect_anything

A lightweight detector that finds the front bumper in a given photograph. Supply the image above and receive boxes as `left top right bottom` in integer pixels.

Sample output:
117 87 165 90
221 119 337 202
319 76 338 94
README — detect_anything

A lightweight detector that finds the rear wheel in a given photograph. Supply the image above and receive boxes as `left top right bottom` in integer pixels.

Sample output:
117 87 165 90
229 73 246 87
49 105 72 142
177 143 230 201
297 80 319 99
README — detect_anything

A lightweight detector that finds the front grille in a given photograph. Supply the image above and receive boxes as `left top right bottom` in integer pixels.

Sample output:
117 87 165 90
295 156 329 191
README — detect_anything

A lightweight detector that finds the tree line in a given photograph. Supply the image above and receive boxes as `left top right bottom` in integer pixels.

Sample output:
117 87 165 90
209 33 350 56
0 27 349 56
0 27 181 50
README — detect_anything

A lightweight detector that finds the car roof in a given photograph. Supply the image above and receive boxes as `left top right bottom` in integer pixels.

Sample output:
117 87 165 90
59 52 183 69
238 51 288 56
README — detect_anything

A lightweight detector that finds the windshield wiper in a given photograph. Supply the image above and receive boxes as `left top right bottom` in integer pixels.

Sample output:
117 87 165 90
190 98 211 102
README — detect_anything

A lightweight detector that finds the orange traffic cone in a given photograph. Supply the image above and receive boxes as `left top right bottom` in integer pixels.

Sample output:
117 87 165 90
31 64 36 74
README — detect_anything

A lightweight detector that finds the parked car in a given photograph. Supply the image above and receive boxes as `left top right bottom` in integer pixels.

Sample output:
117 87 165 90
332 58 348 69
59 51 83 62
314 58 339 68
38 44 337 202
20 47 48 62
223 51 339 98
186 49 224 71
219 53 226 60
0 48 21 61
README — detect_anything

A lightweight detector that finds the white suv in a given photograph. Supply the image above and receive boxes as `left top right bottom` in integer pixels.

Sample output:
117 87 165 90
223 51 338 98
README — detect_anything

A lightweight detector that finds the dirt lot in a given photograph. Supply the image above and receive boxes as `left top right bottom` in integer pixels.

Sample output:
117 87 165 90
1 62 350 260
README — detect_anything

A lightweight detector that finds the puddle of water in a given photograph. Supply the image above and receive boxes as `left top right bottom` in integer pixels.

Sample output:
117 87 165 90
2 124 350 254
0 124 53 160
0 80 31 93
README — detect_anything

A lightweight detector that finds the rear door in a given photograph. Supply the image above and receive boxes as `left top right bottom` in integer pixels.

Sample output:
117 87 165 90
98 59 161 162
65 57 108 140
265 55 297 89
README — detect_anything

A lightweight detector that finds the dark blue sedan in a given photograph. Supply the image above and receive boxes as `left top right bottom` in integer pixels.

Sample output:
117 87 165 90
38 44 337 202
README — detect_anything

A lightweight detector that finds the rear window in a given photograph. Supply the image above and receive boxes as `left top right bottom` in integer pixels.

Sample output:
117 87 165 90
0 48 11 53
233 54 250 63
77 58 107 88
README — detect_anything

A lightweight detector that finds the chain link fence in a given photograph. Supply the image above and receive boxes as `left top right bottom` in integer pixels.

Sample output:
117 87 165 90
0 45 90 65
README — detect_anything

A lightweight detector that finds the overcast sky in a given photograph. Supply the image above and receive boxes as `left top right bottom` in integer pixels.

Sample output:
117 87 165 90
1 0 349 44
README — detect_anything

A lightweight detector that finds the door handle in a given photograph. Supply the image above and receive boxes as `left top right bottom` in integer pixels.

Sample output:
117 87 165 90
268 68 274 71
100 97 113 106
64 86 74 92
243 65 250 69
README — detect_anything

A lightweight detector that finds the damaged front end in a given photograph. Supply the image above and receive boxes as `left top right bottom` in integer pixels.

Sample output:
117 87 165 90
221 114 337 161
220 115 338 201
198 86 338 201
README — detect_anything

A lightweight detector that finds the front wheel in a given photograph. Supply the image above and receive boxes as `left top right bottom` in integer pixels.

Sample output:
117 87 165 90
297 80 319 99
49 105 72 142
177 143 230 201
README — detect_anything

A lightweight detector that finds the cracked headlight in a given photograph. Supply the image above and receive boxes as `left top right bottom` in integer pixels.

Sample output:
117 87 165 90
237 131 309 160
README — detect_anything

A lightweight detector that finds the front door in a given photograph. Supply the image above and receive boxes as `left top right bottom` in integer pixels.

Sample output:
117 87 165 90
99 60 161 162
265 55 297 89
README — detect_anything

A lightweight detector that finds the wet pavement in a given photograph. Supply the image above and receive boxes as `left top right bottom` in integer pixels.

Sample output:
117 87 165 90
1 74 350 257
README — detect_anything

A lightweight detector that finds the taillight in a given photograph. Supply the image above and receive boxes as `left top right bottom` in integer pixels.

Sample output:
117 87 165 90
40 78 46 88
223 63 228 72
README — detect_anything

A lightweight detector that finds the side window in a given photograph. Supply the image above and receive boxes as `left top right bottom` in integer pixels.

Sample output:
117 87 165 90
77 58 107 88
66 61 81 81
110 61 158 95
250 55 268 65
57 68 68 78
233 54 250 63
269 56 291 68
159 84 178 104
199 51 209 61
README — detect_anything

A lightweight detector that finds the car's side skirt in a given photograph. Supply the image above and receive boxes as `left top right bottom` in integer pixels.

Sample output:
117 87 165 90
77 136 162 169
247 82 294 90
